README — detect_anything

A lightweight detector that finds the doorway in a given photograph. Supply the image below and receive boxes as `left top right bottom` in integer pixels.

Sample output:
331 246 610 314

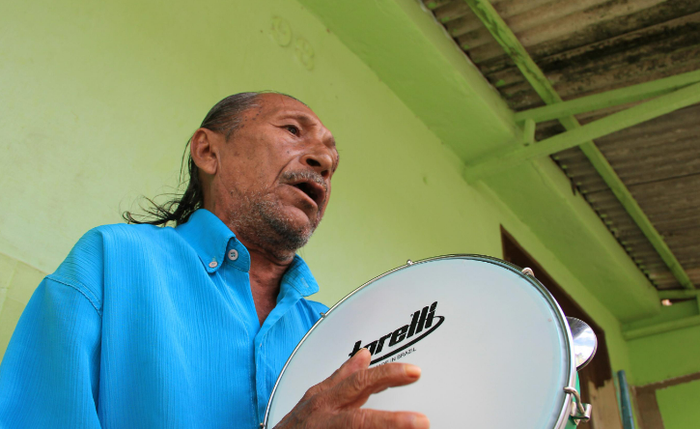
501 227 623 429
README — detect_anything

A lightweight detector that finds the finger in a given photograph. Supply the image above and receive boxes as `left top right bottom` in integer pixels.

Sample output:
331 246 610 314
302 348 372 399
330 362 422 408
330 409 430 429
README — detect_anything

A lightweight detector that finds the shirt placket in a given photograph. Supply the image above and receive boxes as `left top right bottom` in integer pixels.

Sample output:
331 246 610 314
253 285 304 424
216 239 260 425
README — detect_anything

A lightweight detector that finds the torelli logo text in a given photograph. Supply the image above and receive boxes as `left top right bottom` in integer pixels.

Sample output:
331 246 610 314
348 301 445 364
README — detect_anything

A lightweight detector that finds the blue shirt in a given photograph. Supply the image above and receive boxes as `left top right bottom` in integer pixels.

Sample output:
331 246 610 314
0 209 328 428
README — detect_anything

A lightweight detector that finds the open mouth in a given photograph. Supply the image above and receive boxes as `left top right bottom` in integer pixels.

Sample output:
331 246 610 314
290 181 325 207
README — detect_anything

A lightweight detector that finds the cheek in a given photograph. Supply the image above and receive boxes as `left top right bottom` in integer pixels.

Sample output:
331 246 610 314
250 161 281 184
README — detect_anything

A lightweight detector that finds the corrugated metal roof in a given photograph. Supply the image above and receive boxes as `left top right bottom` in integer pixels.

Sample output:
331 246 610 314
425 0 700 291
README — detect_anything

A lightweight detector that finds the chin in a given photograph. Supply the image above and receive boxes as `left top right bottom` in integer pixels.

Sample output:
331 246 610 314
260 210 320 252
286 205 322 230
234 196 323 253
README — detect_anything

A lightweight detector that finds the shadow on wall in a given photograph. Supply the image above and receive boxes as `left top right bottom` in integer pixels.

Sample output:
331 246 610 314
0 252 47 361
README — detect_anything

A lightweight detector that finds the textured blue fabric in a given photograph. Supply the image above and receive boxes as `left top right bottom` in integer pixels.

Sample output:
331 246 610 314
0 209 328 429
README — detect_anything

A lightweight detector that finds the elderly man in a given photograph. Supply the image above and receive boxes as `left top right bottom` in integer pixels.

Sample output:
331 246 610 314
0 93 429 429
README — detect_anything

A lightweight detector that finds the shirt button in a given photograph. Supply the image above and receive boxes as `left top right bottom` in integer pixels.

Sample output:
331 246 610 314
209 260 218 268
228 249 239 261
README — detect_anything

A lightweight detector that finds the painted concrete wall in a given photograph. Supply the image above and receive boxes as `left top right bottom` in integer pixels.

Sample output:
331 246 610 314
0 256 46 357
2 0 698 424
627 301 700 386
656 379 700 429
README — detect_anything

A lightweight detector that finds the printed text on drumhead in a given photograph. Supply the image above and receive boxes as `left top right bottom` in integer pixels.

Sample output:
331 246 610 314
348 301 445 364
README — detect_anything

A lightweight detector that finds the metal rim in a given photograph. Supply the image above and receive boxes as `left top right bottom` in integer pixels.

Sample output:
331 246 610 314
263 254 576 428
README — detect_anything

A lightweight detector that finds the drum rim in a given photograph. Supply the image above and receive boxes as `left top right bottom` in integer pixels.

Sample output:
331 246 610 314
263 254 576 428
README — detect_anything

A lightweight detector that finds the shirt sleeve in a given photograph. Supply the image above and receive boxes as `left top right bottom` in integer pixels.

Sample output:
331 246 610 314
0 277 102 428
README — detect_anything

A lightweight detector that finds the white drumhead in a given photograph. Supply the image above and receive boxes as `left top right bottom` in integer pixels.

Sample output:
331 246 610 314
265 256 575 428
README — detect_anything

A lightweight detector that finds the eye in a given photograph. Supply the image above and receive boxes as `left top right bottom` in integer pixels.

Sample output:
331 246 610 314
284 125 299 135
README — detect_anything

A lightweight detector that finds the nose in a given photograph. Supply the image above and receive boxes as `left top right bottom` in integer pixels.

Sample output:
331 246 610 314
301 147 334 179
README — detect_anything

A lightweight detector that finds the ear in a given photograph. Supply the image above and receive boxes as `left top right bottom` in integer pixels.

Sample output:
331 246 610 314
190 128 222 176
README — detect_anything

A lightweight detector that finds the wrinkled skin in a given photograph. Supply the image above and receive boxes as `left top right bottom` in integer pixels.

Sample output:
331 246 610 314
275 349 429 429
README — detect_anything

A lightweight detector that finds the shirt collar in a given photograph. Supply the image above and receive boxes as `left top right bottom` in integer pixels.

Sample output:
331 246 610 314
280 254 320 298
175 210 321 297
176 209 244 273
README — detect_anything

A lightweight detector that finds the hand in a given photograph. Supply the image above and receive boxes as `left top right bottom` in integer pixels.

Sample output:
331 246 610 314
273 348 429 428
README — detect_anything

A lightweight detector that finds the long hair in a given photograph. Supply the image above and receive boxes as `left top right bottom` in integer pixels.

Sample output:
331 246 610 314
122 92 261 226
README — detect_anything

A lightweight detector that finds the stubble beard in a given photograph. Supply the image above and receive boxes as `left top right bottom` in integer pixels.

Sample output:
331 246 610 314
230 190 322 261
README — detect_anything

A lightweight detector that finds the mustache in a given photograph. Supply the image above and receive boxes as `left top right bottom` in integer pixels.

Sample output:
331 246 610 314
280 170 328 193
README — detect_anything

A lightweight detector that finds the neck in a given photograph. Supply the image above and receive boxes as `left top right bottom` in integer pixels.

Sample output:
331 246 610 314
242 237 294 286
237 235 295 326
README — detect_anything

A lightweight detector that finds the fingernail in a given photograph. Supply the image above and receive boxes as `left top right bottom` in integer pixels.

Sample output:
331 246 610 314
404 364 421 378
350 348 370 362
356 348 370 357
409 414 430 429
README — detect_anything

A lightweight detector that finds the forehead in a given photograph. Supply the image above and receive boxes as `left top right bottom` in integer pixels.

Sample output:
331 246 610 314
255 93 325 126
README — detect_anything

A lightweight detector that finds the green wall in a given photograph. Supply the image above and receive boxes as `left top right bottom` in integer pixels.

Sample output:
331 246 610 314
2 2 699 425
628 323 700 386
656 379 700 429
0 255 45 357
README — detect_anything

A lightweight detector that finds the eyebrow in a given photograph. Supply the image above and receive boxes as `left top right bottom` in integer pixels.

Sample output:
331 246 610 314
277 112 337 148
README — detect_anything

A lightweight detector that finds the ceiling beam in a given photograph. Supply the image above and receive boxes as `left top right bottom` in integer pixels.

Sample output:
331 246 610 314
462 0 696 290
466 82 700 177
624 296 700 340
658 290 700 300
514 70 700 124
624 314 700 340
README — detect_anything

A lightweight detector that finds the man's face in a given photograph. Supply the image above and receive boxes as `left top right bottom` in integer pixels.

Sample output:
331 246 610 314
215 93 338 258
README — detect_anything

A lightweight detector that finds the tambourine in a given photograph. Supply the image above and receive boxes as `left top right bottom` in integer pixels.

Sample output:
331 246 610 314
265 255 596 428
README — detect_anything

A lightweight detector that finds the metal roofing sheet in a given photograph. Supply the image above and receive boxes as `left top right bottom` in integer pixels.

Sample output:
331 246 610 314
425 0 700 291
